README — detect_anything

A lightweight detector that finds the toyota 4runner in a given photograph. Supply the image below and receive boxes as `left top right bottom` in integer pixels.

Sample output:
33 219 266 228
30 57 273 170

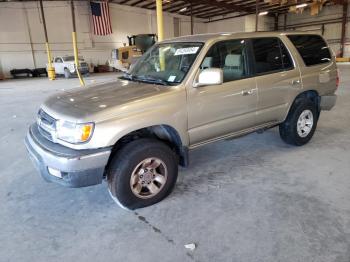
25 32 338 209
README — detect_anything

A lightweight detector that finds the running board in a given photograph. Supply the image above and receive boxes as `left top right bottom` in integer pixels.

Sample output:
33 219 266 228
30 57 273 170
189 121 279 150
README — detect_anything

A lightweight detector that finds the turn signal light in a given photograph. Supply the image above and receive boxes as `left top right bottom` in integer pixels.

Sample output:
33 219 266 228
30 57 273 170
81 124 93 142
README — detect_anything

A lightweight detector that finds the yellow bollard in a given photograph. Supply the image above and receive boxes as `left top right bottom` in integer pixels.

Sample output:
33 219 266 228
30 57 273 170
45 42 56 80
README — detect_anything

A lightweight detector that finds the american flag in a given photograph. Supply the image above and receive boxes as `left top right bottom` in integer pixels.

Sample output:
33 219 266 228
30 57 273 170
90 1 112 35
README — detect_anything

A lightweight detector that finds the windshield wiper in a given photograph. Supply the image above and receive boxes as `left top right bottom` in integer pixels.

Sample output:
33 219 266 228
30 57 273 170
135 75 170 86
119 72 134 81
120 73 170 86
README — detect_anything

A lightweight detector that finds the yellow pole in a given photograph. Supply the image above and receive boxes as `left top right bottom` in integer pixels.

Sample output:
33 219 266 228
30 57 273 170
156 0 164 41
72 32 85 86
156 0 165 71
40 0 55 80
46 42 52 68
71 0 85 87
45 42 55 80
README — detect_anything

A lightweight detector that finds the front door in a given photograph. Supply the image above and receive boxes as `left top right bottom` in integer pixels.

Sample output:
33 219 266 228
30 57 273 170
53 57 64 74
187 39 258 146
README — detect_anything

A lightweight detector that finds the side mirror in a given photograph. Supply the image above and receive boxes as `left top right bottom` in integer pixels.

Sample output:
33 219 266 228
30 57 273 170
195 68 223 87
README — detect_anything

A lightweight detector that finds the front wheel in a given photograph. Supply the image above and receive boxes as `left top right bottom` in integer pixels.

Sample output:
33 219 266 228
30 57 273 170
64 68 71 79
279 98 318 146
107 139 178 210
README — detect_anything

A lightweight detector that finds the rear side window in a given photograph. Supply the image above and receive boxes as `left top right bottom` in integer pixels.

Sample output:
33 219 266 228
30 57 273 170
252 37 293 75
287 35 331 66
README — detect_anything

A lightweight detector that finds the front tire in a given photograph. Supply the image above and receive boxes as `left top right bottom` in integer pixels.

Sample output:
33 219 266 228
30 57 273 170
279 97 318 146
64 68 71 79
107 139 178 210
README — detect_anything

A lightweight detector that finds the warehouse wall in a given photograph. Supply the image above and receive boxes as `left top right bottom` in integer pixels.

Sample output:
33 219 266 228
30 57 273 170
279 4 350 57
1 2 348 78
206 14 273 33
0 1 206 77
207 16 246 33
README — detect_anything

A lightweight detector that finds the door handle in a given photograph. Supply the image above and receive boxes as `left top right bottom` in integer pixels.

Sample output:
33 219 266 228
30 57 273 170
241 89 254 96
291 79 301 85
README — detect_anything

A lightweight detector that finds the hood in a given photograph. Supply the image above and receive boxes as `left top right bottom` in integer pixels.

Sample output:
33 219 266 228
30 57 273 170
42 78 168 122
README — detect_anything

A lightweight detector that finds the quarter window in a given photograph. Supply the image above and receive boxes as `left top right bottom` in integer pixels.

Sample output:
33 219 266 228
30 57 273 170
200 39 248 83
287 35 331 66
252 37 293 74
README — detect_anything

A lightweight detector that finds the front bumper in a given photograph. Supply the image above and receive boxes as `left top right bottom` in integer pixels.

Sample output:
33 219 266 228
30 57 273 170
76 67 89 74
24 124 112 188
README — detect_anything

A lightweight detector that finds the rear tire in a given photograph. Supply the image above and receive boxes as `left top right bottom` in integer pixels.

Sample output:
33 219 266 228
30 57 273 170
64 68 71 79
279 97 318 146
107 138 178 210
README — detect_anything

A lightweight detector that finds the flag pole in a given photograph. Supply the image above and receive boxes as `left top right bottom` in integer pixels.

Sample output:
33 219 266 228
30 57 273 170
70 0 85 87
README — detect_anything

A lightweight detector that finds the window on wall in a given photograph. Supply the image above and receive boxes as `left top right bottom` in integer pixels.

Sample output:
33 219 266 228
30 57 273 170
287 34 332 66
200 39 248 83
252 37 294 75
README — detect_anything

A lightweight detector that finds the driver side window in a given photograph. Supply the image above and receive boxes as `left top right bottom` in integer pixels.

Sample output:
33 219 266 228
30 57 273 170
55 58 62 63
200 39 248 83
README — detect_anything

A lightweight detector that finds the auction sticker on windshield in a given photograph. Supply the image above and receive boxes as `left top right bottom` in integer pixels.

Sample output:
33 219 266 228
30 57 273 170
174 47 200 56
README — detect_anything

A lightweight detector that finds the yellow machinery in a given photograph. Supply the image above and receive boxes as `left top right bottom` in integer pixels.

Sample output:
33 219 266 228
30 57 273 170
110 34 157 71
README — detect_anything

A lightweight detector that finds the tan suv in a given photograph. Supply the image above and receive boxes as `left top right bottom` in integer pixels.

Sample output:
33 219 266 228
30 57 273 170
25 32 338 209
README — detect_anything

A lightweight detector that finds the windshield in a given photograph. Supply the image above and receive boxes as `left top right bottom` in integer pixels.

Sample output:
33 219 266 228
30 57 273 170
64 56 84 62
126 42 203 85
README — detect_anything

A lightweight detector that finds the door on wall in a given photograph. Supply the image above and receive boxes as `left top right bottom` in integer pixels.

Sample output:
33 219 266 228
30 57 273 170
174 17 180 37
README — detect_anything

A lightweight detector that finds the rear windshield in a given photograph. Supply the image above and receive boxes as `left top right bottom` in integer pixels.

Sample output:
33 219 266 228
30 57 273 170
287 35 331 66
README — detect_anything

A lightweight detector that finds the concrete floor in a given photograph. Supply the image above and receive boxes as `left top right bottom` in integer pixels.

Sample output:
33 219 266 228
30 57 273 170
0 67 349 262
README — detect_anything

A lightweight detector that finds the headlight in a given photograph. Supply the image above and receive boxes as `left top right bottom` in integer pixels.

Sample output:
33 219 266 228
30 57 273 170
56 120 94 144
68 64 75 72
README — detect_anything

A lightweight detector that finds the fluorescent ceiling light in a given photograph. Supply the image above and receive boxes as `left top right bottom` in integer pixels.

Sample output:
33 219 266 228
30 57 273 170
296 3 308 8
258 11 268 16
179 7 187 12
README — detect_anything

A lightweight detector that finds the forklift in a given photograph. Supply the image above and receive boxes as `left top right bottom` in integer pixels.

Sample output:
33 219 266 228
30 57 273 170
109 34 157 72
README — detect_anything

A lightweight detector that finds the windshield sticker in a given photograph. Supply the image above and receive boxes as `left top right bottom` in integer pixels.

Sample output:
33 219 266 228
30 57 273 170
168 75 176 82
174 47 199 56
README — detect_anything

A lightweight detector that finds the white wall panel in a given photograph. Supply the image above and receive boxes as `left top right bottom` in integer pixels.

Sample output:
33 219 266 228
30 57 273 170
0 1 205 77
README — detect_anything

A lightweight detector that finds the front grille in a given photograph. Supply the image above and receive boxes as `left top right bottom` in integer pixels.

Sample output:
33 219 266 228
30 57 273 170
37 109 56 142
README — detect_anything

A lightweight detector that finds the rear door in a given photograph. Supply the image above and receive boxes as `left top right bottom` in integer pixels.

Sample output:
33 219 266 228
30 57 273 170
287 34 337 95
187 39 258 146
251 37 302 125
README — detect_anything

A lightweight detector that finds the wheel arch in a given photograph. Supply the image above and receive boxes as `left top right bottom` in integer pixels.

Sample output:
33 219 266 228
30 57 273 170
107 124 189 169
283 89 320 122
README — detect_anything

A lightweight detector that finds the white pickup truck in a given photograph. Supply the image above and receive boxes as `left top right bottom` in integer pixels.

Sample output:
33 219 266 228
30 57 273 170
50 56 89 78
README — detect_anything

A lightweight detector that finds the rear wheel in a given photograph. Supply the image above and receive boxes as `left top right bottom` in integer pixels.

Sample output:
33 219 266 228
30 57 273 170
279 97 318 146
107 138 178 210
